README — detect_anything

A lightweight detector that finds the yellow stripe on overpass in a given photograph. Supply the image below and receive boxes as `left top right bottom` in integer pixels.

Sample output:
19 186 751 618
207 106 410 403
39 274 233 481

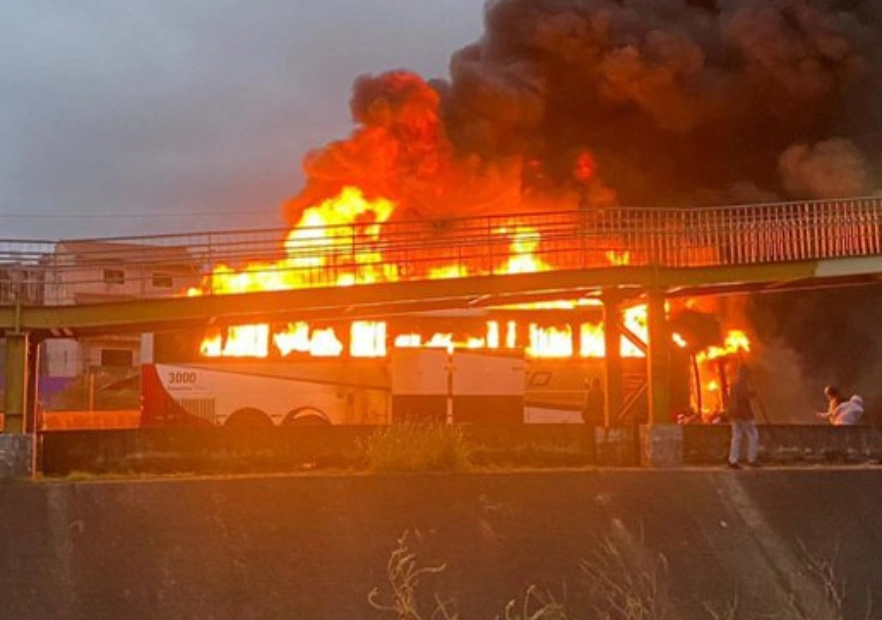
2 258 880 337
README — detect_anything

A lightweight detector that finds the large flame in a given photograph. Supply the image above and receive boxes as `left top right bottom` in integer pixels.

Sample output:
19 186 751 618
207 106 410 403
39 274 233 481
697 330 751 362
187 183 753 416
693 329 752 419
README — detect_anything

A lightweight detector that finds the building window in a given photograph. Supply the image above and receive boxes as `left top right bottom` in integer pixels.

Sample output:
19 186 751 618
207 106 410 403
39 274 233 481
103 269 125 285
152 272 173 288
100 348 134 367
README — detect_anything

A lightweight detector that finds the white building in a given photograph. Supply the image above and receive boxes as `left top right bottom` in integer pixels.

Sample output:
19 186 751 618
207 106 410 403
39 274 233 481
43 241 201 379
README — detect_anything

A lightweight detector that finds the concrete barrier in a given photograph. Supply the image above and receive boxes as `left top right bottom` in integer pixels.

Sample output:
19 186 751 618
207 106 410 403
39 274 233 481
683 423 882 464
0 434 33 478
640 423 683 467
34 424 882 478
1 469 881 620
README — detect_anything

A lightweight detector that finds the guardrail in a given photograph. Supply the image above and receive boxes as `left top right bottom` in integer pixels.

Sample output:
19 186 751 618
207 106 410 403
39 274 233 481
2 196 881 305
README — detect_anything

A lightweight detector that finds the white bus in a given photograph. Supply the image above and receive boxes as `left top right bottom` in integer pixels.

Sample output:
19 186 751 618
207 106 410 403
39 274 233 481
140 312 689 427
142 338 529 427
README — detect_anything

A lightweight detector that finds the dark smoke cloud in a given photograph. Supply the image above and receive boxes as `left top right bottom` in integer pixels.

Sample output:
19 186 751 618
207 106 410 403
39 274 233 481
285 0 882 226
442 0 881 207
779 137 872 198
284 0 882 416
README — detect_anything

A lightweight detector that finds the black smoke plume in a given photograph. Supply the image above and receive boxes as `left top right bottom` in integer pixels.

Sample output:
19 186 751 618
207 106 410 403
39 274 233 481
286 0 882 223
284 0 882 416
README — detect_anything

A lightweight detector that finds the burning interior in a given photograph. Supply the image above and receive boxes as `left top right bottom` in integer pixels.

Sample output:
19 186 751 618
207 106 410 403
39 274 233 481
173 188 752 421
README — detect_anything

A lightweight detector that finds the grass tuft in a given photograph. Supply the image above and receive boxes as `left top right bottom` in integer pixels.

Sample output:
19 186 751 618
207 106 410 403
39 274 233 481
360 420 473 473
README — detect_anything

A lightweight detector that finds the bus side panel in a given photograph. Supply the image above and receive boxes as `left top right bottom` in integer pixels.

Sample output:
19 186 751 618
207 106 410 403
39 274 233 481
453 396 524 424
452 350 524 424
524 359 595 424
390 395 448 424
144 362 390 426
141 363 211 427
523 355 692 424
390 349 448 423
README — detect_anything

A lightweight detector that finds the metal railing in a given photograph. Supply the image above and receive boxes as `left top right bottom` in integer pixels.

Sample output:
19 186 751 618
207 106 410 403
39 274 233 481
2 196 881 305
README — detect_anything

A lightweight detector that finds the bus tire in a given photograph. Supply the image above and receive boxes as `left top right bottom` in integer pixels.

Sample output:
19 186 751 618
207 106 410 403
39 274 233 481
282 407 331 427
225 408 273 428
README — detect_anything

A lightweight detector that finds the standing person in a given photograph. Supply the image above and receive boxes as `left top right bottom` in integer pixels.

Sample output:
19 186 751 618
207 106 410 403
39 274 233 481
726 364 759 469
582 377 605 427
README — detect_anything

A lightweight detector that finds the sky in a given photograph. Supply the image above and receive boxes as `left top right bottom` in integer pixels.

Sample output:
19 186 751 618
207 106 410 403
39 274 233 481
0 1 484 240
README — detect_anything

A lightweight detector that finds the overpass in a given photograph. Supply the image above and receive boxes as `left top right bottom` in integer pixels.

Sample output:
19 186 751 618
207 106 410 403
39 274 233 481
2 196 882 440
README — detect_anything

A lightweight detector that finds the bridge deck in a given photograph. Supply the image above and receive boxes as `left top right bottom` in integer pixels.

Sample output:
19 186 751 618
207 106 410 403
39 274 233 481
2 196 882 334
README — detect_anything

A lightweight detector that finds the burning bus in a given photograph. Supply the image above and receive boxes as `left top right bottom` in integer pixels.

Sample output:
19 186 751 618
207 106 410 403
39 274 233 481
141 306 704 428
140 186 751 427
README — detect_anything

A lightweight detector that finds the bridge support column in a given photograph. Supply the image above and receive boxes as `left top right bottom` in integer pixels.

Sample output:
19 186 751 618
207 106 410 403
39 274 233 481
645 288 670 425
1 331 35 478
602 290 623 428
3 331 30 434
640 288 681 467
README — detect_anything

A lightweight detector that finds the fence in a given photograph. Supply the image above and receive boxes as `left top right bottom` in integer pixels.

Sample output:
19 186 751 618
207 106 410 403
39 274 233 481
2 196 881 305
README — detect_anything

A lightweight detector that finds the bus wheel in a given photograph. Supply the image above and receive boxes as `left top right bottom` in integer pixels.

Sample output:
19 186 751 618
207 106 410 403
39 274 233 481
225 408 273 428
282 407 331 427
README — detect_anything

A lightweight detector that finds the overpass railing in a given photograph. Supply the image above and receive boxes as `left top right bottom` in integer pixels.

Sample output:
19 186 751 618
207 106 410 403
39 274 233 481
1 196 881 305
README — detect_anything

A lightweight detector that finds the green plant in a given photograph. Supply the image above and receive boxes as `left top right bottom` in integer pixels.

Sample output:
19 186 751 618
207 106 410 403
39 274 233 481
360 420 473 473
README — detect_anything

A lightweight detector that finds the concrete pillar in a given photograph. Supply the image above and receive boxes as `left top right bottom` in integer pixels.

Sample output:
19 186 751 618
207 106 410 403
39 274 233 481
601 291 623 428
25 337 41 433
646 288 670 426
0 435 35 478
1 331 35 478
640 288 681 467
3 332 29 434
639 424 683 468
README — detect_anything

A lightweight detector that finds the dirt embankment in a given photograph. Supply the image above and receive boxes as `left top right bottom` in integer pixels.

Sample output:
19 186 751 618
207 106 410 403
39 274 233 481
1 469 880 620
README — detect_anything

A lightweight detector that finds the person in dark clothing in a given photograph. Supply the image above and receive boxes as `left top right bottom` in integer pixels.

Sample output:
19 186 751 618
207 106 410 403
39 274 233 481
817 385 846 424
726 364 759 469
582 377 605 427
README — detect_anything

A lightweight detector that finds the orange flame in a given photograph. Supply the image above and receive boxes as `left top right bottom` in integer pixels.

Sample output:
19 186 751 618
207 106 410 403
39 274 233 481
693 329 752 418
497 226 551 274
697 329 751 362
605 250 631 266
527 323 573 358
273 322 344 357
188 186 398 299
188 183 752 394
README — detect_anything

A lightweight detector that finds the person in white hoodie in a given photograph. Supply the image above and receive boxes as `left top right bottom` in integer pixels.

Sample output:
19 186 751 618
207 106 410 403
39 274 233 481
832 395 865 426
818 390 864 425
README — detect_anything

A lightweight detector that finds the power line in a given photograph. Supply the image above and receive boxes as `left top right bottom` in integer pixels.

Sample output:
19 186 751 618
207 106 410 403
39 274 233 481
0 210 278 219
